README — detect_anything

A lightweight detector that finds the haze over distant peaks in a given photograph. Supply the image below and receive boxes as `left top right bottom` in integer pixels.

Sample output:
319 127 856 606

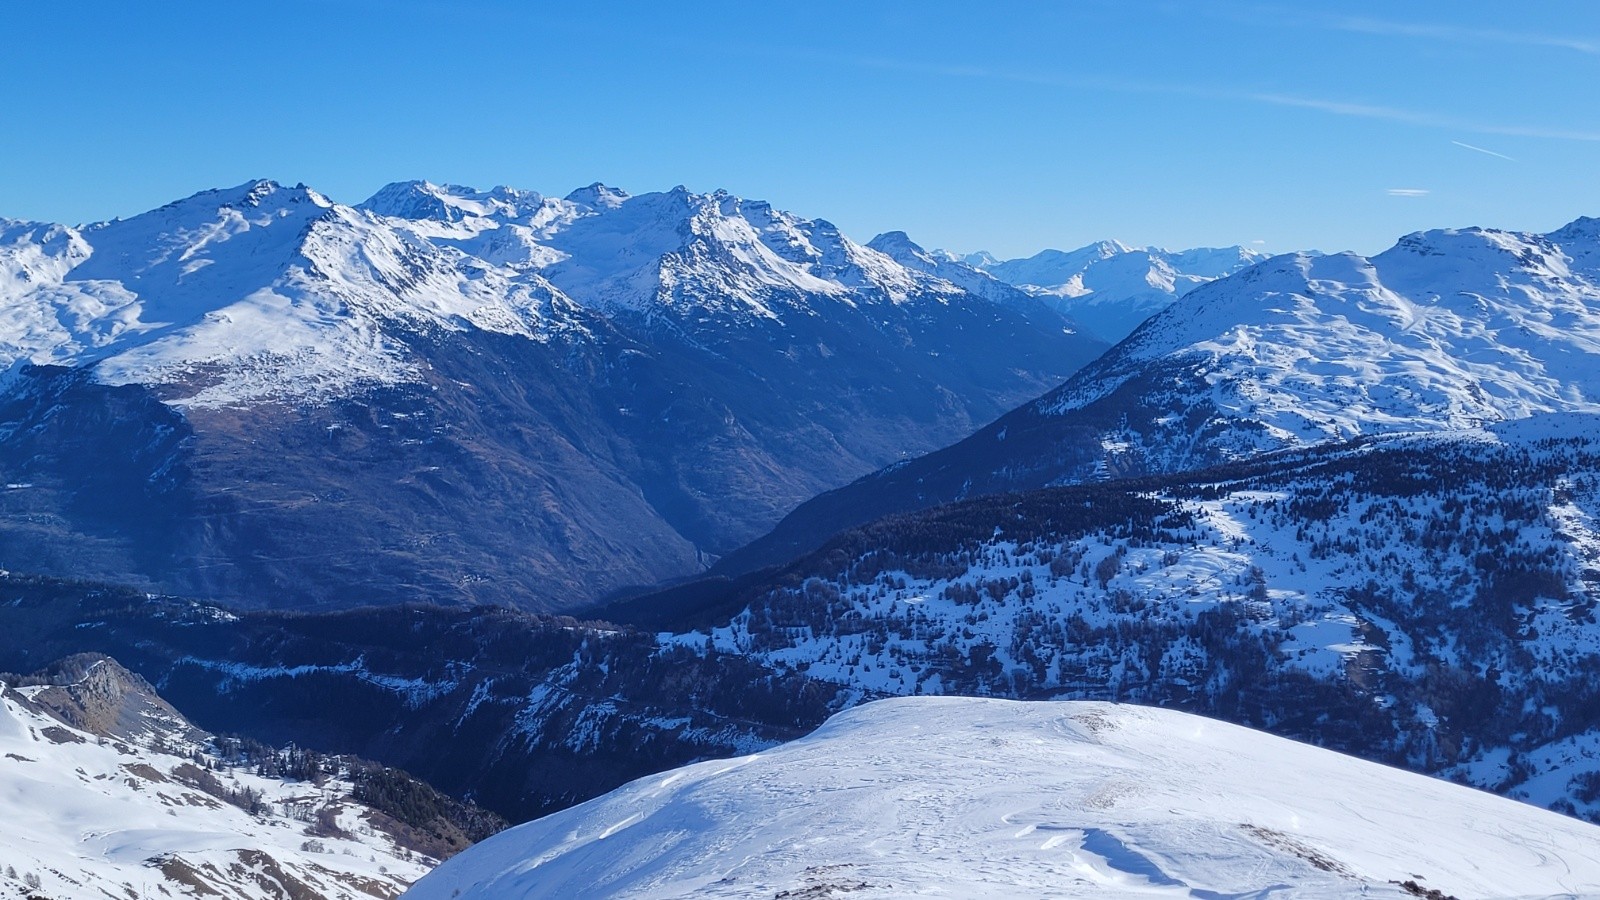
0 178 1106 609
934 239 1270 342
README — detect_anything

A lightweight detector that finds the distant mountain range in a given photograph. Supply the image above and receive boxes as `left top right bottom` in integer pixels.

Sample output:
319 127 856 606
4 179 1600 898
916 238 1268 342
0 180 1108 610
724 217 1600 573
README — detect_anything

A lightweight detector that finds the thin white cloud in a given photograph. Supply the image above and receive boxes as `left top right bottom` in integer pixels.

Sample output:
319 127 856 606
1451 140 1515 161
1203 5 1600 55
1242 92 1600 143
825 53 1600 144
1387 188 1430 198
1318 13 1600 56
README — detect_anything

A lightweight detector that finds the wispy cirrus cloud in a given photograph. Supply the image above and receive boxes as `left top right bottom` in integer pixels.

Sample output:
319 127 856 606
831 53 1600 143
1451 140 1516 161
1242 92 1600 142
1387 188 1430 198
1311 13 1600 56
1197 4 1600 55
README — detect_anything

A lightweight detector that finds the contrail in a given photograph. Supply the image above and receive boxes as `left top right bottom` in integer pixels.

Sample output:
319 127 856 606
1451 140 1515 161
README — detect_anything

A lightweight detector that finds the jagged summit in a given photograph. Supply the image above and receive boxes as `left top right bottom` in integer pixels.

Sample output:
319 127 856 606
361 179 545 223
0 179 1104 609
563 181 630 208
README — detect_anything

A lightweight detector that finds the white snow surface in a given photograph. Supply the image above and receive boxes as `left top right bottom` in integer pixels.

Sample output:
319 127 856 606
0 178 1001 407
0 682 428 899
1045 223 1600 442
406 696 1600 900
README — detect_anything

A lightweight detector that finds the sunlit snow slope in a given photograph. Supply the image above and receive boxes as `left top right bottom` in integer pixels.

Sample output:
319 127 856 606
0 656 432 899
724 217 1600 573
407 696 1600 900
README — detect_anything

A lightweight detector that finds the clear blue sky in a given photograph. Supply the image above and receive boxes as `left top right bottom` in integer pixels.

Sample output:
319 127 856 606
3 1 1597 257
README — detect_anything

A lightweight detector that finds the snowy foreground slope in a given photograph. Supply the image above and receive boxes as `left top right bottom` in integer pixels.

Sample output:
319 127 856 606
407 697 1600 899
0 656 457 899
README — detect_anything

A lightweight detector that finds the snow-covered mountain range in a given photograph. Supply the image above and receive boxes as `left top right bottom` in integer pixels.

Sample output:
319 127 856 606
0 180 1106 609
11 414 1597 827
0 654 499 899
675 414 1600 821
947 239 1268 342
407 696 1600 899
726 217 1600 573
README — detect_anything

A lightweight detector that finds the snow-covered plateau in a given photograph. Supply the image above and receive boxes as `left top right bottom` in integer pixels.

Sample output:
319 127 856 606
406 696 1600 899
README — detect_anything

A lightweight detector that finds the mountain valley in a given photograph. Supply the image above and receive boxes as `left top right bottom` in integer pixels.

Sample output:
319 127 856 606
0 188 1598 898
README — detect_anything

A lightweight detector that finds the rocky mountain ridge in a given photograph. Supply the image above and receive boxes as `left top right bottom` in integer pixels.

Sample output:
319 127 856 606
0 179 1107 610
723 217 1600 574
0 653 503 899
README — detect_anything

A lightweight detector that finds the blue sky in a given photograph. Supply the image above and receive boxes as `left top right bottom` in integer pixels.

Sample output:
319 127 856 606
3 1 1597 257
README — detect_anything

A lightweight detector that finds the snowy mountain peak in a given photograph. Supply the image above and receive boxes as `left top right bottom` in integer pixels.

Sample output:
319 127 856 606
865 229 934 263
1045 218 1600 450
1552 214 1600 240
563 182 630 210
360 179 547 223
976 239 1269 341
867 229 1039 306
